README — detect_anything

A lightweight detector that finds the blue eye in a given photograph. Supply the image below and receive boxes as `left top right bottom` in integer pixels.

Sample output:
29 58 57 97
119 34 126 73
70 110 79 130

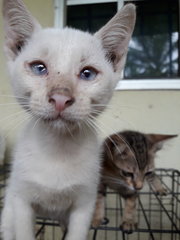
79 67 97 81
29 61 48 76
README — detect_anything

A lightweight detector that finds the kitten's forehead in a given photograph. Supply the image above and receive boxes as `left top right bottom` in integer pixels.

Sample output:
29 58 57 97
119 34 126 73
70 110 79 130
26 28 105 71
120 131 151 170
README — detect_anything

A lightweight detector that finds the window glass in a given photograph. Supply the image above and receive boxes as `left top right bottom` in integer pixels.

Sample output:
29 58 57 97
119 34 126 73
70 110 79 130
125 0 178 79
67 3 117 33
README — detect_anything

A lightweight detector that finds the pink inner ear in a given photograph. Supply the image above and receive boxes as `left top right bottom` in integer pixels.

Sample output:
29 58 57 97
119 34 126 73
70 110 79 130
3 0 41 60
94 4 136 73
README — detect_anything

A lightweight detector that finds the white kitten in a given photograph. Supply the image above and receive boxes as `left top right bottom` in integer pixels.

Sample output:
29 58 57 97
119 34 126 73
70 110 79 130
1 0 136 239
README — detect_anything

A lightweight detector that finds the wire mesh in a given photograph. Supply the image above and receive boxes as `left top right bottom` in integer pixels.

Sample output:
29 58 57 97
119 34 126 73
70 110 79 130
0 166 179 240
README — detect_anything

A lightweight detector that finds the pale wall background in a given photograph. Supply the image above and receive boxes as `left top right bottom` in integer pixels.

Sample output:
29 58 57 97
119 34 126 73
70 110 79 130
0 0 179 170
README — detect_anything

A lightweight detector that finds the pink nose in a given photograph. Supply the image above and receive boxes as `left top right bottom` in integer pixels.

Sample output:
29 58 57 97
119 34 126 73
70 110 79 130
49 94 75 112
134 181 143 191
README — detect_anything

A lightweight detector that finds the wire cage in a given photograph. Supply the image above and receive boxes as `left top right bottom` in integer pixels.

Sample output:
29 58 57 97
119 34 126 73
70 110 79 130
0 166 180 240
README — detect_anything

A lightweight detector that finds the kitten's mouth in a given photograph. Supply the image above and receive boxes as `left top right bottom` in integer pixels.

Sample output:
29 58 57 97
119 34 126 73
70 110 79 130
42 113 75 125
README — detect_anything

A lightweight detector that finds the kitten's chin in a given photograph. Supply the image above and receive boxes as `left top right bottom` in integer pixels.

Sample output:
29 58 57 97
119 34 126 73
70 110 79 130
37 114 81 133
30 109 93 133
42 114 74 124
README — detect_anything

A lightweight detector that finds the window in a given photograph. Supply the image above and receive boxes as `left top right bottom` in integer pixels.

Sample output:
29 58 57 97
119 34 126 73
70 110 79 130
67 2 117 33
125 0 178 79
54 0 180 90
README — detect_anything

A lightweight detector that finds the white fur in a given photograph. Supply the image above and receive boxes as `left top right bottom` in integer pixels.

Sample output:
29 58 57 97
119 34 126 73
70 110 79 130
1 1 136 239
2 121 100 240
2 28 112 240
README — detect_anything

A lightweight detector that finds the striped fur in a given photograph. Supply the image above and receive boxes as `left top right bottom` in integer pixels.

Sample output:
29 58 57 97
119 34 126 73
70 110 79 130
92 130 177 232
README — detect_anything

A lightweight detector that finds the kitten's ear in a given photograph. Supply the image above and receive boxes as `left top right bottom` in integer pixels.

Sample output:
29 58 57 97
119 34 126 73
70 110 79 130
3 0 42 60
94 4 136 72
147 134 178 152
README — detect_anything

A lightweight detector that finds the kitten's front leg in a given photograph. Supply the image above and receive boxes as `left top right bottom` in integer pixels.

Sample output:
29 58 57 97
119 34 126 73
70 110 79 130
2 192 35 240
91 193 105 228
65 194 96 240
1 192 35 240
14 195 35 240
92 183 106 228
120 194 137 234
147 172 167 195
1 195 15 240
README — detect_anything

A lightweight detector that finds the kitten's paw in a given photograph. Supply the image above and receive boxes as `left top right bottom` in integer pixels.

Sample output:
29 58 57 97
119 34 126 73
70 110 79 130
120 220 137 234
155 187 167 196
91 217 104 228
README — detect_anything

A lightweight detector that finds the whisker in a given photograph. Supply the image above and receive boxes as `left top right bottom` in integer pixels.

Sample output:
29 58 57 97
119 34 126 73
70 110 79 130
85 119 98 136
103 175 135 191
85 117 99 135
80 121 88 138
0 94 29 100
65 124 76 140
0 103 20 106
3 114 31 140
110 132 137 162
0 109 28 124
32 117 41 131
88 114 136 161
103 140 114 161
86 117 118 156
102 175 128 187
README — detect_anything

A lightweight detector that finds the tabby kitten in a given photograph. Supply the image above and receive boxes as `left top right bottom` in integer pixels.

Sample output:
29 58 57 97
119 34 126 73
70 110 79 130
92 130 177 233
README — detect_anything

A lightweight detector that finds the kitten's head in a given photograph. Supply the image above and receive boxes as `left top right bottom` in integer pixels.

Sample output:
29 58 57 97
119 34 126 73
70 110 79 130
103 131 177 191
2 0 136 132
